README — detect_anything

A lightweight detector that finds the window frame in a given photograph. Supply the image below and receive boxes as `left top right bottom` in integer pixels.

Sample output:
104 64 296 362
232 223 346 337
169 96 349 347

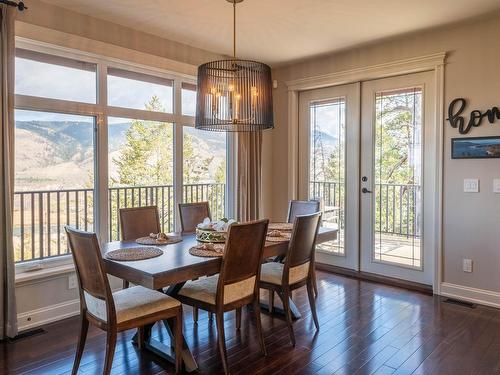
14 38 235 272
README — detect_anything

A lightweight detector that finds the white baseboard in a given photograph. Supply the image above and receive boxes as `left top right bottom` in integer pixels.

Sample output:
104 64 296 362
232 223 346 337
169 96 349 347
17 298 81 332
440 282 500 309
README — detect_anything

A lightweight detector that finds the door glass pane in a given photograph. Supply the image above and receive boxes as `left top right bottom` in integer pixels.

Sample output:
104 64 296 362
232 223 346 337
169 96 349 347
309 98 346 254
107 68 173 113
108 117 174 239
374 87 422 268
14 110 95 262
183 127 227 219
15 49 97 103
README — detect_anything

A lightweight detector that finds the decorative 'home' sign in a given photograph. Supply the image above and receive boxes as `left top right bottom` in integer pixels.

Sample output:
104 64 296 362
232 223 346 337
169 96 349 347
447 98 500 134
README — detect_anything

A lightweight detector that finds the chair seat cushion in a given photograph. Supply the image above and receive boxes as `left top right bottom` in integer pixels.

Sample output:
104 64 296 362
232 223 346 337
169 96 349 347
178 275 256 305
84 286 180 324
260 261 310 285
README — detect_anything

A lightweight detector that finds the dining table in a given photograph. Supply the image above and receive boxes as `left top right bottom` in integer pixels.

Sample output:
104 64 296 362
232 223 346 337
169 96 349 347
102 226 338 373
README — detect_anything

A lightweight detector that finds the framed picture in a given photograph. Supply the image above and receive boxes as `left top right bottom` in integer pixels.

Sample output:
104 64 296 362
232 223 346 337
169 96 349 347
451 136 500 159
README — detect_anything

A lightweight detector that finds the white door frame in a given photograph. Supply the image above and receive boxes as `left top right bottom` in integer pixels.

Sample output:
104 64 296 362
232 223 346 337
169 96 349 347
285 52 446 293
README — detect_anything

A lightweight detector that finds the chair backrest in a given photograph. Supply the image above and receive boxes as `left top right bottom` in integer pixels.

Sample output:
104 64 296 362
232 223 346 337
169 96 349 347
65 226 115 322
287 200 321 223
178 202 211 233
217 219 269 303
119 206 161 241
285 212 322 272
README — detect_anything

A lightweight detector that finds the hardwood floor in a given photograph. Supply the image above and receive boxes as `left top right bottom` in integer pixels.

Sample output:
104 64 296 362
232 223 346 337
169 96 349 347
2 271 500 374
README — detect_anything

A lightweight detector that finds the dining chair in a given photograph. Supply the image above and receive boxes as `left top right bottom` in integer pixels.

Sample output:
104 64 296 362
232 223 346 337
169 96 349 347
260 212 321 346
286 199 321 297
177 219 269 375
178 201 211 233
287 199 320 223
178 201 213 322
65 226 183 375
119 205 161 288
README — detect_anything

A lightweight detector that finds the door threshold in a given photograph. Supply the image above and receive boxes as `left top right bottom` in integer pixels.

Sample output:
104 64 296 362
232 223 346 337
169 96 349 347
316 262 433 295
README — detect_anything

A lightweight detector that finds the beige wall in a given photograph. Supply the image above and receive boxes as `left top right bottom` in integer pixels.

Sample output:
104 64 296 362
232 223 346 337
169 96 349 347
270 12 500 294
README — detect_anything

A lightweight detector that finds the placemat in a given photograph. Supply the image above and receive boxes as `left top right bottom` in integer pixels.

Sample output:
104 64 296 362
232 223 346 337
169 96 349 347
105 246 163 261
268 223 293 231
266 231 292 242
189 244 225 257
135 235 183 245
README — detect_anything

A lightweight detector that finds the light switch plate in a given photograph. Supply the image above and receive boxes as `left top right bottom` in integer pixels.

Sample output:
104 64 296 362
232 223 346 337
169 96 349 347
464 179 479 193
493 179 500 193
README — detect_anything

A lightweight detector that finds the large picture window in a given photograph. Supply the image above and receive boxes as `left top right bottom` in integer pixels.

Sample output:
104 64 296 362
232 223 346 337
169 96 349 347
13 42 231 266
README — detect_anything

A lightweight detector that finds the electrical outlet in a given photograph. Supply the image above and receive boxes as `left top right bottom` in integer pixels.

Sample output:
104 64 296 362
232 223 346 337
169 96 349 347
464 179 479 193
68 274 77 290
463 259 473 273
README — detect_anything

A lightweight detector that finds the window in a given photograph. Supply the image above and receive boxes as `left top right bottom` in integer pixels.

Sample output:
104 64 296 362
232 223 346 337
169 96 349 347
181 83 197 116
183 126 227 219
13 42 232 265
14 110 95 262
108 117 174 239
107 68 173 113
15 49 97 103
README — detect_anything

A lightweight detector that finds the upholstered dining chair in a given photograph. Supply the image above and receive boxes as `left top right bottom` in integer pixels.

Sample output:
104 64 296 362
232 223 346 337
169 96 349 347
287 200 320 223
178 201 211 233
65 226 183 375
119 205 161 288
286 199 321 297
260 212 321 346
177 219 269 375
178 201 213 322
119 205 161 241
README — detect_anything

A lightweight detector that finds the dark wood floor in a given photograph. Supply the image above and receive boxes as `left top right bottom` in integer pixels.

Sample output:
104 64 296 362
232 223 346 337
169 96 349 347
2 271 500 375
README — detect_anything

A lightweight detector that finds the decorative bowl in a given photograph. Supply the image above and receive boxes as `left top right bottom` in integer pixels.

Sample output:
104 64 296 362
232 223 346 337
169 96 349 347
196 228 227 243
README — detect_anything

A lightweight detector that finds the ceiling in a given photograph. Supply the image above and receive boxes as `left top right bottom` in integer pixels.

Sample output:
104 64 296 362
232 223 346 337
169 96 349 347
42 0 500 65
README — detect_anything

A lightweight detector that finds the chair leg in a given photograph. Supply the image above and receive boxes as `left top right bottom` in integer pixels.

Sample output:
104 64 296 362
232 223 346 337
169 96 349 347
71 316 89 375
312 268 319 297
252 298 267 356
193 307 198 324
137 327 145 350
307 280 320 330
268 290 274 313
236 307 242 330
122 279 129 289
280 289 296 347
174 312 183 374
103 330 117 375
215 312 230 375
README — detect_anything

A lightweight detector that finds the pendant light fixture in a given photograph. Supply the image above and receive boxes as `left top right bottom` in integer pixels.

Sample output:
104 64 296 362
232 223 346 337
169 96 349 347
195 0 274 132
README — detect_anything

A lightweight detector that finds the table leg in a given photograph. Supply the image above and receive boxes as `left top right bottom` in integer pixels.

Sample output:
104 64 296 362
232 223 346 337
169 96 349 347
130 281 198 373
259 290 301 320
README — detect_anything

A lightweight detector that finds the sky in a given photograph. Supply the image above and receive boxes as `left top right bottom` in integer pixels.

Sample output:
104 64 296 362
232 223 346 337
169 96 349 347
15 57 196 121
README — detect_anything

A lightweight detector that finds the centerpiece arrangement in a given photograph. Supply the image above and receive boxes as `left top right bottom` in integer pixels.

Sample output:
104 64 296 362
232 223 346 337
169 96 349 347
196 217 236 243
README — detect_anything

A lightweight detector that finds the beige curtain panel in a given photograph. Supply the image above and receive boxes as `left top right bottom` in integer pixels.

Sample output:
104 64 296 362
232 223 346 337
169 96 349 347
0 5 18 339
236 132 262 222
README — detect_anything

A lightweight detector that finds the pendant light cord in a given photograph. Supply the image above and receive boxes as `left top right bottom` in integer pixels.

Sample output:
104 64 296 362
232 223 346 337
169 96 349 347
233 0 236 60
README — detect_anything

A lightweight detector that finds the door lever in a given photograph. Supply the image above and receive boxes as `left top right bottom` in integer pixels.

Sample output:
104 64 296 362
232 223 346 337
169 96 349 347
361 187 372 194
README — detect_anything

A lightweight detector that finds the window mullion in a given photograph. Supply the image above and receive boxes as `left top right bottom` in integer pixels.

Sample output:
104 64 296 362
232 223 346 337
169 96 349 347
173 78 183 232
96 63 109 243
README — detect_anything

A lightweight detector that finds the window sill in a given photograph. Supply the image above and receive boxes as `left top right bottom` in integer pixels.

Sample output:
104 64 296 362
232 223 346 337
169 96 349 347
15 257 75 286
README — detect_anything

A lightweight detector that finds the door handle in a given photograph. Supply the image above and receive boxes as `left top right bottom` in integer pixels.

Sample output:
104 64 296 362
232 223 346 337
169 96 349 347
361 187 372 194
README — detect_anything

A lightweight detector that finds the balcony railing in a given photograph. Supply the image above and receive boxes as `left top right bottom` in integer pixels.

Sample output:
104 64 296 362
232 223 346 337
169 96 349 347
13 183 225 263
311 181 421 238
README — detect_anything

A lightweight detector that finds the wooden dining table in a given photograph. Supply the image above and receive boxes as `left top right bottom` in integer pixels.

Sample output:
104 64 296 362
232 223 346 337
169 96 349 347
102 226 337 373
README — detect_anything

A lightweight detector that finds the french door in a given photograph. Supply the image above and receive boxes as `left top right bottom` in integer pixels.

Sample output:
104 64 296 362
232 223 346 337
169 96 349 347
298 83 360 270
299 72 437 286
